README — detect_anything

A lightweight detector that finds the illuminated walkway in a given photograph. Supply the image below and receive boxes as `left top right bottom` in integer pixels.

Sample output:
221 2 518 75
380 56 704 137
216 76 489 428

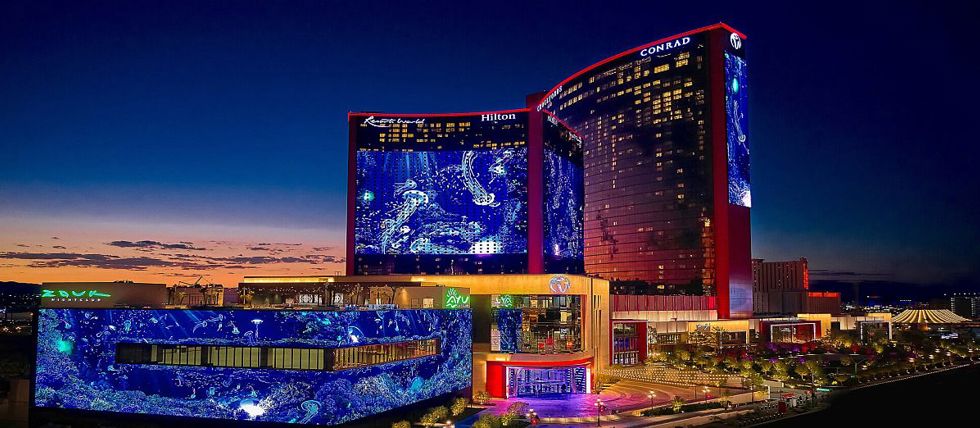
484 379 706 419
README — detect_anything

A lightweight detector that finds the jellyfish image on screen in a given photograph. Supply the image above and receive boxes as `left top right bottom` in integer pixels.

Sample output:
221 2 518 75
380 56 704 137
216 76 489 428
354 148 528 255
725 52 750 208
33 308 473 426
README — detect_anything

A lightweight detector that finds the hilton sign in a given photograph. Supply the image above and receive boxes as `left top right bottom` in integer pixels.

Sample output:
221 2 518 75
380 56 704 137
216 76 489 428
481 113 516 121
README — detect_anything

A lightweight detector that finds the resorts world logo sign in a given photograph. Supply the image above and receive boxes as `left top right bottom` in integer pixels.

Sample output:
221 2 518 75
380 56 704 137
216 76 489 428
730 33 742 49
363 116 426 128
549 275 571 293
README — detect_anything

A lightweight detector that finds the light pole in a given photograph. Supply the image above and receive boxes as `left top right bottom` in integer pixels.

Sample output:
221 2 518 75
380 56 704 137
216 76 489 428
702 386 710 401
594 398 603 427
647 390 656 407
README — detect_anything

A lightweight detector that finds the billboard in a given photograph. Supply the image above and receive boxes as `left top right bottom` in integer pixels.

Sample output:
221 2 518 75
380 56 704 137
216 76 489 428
725 50 750 207
34 308 472 425
354 148 528 256
542 115 584 273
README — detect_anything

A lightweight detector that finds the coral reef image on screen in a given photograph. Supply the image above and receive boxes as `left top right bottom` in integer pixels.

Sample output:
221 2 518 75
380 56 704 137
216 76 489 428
725 52 750 207
543 150 584 261
35 308 472 425
355 148 528 255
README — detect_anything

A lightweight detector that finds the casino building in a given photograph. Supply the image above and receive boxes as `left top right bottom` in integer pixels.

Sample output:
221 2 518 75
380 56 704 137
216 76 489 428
241 274 610 400
350 23 751 319
32 283 473 427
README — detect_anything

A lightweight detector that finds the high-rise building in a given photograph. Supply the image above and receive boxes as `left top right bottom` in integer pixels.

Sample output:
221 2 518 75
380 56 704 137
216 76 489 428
535 24 752 318
347 109 584 275
347 23 750 318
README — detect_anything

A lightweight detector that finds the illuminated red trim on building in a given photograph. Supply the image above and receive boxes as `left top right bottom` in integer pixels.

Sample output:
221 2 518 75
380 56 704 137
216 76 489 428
536 23 746 110
611 295 717 312
348 108 529 118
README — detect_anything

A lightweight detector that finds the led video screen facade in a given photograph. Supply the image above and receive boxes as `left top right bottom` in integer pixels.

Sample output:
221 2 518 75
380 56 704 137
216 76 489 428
725 50 750 207
542 114 585 274
351 112 531 275
34 308 472 425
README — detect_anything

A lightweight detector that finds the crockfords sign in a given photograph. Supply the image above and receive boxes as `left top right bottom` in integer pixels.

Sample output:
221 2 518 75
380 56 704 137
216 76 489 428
639 36 691 57
481 113 516 121
363 116 426 128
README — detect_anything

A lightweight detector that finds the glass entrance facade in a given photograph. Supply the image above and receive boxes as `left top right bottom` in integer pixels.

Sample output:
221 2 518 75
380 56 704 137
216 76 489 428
491 295 582 353
506 366 588 397
612 323 640 365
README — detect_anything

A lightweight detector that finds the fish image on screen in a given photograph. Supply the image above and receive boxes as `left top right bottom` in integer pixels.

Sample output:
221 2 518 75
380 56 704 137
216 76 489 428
34 308 472 425
355 148 528 256
726 52 750 208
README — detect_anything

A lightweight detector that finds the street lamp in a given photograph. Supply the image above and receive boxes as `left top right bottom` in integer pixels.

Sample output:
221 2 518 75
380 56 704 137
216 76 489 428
702 386 710 400
594 398 603 427
445 420 454 428
647 390 656 407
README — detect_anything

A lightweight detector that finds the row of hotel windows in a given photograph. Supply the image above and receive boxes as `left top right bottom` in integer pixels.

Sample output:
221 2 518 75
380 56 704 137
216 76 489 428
114 339 440 371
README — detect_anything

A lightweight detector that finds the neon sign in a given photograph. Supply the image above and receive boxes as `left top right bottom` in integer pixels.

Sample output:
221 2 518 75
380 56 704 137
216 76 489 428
41 289 112 299
444 288 470 309
494 294 514 308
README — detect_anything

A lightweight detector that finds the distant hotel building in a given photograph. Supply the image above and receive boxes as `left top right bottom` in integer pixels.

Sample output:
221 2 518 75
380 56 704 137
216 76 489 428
752 258 840 315
948 293 980 319
350 23 752 319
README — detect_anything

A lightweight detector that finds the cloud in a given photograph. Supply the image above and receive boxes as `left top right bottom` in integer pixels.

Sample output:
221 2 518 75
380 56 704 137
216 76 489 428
313 246 333 252
52 245 66 249
107 240 207 251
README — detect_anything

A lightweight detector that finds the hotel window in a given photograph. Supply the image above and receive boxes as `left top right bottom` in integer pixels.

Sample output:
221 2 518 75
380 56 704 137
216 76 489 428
330 339 440 370
115 341 435 371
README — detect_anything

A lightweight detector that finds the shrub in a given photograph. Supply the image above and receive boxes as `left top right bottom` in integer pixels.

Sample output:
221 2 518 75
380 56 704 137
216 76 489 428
420 406 450 425
474 390 492 405
671 396 685 413
392 421 411 428
506 401 529 416
473 414 501 428
450 397 469 416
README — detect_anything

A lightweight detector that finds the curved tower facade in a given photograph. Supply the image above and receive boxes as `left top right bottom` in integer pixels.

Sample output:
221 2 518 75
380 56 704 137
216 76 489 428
536 23 751 318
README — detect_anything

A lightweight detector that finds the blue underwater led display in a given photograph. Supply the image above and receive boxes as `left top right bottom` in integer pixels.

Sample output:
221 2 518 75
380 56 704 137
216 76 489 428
725 52 750 208
543 151 583 263
34 308 472 425
495 309 522 353
355 149 528 256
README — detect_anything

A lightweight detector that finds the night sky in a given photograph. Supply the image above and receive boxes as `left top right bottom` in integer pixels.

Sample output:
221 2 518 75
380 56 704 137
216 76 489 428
2 1 977 294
